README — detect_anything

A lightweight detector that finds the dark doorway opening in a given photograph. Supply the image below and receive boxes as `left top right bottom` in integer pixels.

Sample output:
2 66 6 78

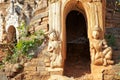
63 10 91 78
7 25 17 43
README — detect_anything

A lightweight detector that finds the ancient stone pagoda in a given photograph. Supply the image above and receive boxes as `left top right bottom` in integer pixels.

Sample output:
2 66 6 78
30 0 114 79
0 0 116 80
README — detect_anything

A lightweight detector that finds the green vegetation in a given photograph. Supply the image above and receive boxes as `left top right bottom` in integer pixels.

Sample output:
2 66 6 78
17 21 28 37
2 22 45 64
105 34 116 47
107 0 120 12
115 0 120 12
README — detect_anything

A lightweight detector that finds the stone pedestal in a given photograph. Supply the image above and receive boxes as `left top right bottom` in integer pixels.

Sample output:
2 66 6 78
91 64 112 80
46 67 63 75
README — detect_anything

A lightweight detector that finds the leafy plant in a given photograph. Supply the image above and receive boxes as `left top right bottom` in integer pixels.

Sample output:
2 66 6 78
106 0 120 13
105 34 116 47
3 21 45 64
8 30 45 63
17 21 28 38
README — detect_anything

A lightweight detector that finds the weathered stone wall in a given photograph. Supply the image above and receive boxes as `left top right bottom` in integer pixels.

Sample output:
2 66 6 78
105 0 120 67
105 3 120 77
105 27 120 80
106 10 120 28
29 0 49 33
29 11 49 33
0 0 35 42
0 0 120 80
106 1 120 27
106 28 120 63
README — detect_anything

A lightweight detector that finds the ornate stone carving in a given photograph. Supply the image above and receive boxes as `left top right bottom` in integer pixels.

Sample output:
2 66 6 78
47 31 62 68
1 14 7 43
0 12 4 42
90 27 114 66
10 0 15 15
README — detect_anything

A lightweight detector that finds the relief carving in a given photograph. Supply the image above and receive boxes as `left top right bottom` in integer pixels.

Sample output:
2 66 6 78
46 31 62 68
0 12 4 42
1 14 7 43
0 12 4 26
90 27 114 66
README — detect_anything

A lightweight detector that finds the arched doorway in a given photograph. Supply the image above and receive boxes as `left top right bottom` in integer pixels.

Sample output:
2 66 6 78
7 25 17 43
63 10 91 77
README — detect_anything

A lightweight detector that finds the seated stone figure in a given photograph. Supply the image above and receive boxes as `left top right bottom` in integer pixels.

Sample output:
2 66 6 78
90 27 114 66
47 31 62 68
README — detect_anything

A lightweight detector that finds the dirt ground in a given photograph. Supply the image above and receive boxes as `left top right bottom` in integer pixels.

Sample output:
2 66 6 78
63 55 91 79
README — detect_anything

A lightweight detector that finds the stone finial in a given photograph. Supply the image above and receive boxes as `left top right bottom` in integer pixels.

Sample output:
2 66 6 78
9 0 15 15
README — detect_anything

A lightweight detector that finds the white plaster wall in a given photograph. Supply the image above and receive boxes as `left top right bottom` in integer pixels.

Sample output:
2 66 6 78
0 0 4 3
49 1 61 37
0 19 2 42
0 17 3 42
5 13 19 41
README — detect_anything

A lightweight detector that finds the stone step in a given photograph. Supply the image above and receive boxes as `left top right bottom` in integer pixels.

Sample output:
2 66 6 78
31 58 40 62
0 72 8 80
37 66 46 72
32 75 49 80
24 66 37 71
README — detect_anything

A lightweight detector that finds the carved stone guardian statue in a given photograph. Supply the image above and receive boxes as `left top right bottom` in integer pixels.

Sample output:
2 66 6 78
90 27 114 66
47 31 62 68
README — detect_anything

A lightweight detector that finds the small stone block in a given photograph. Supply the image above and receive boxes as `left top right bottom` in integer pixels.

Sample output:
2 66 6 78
46 68 63 75
24 66 36 71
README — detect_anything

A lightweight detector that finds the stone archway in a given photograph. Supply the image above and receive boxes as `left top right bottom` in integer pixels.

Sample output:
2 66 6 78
7 25 17 43
48 0 111 79
63 10 90 77
61 1 91 77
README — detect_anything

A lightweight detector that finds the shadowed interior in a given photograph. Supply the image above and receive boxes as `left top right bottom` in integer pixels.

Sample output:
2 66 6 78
63 10 91 78
7 25 17 43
